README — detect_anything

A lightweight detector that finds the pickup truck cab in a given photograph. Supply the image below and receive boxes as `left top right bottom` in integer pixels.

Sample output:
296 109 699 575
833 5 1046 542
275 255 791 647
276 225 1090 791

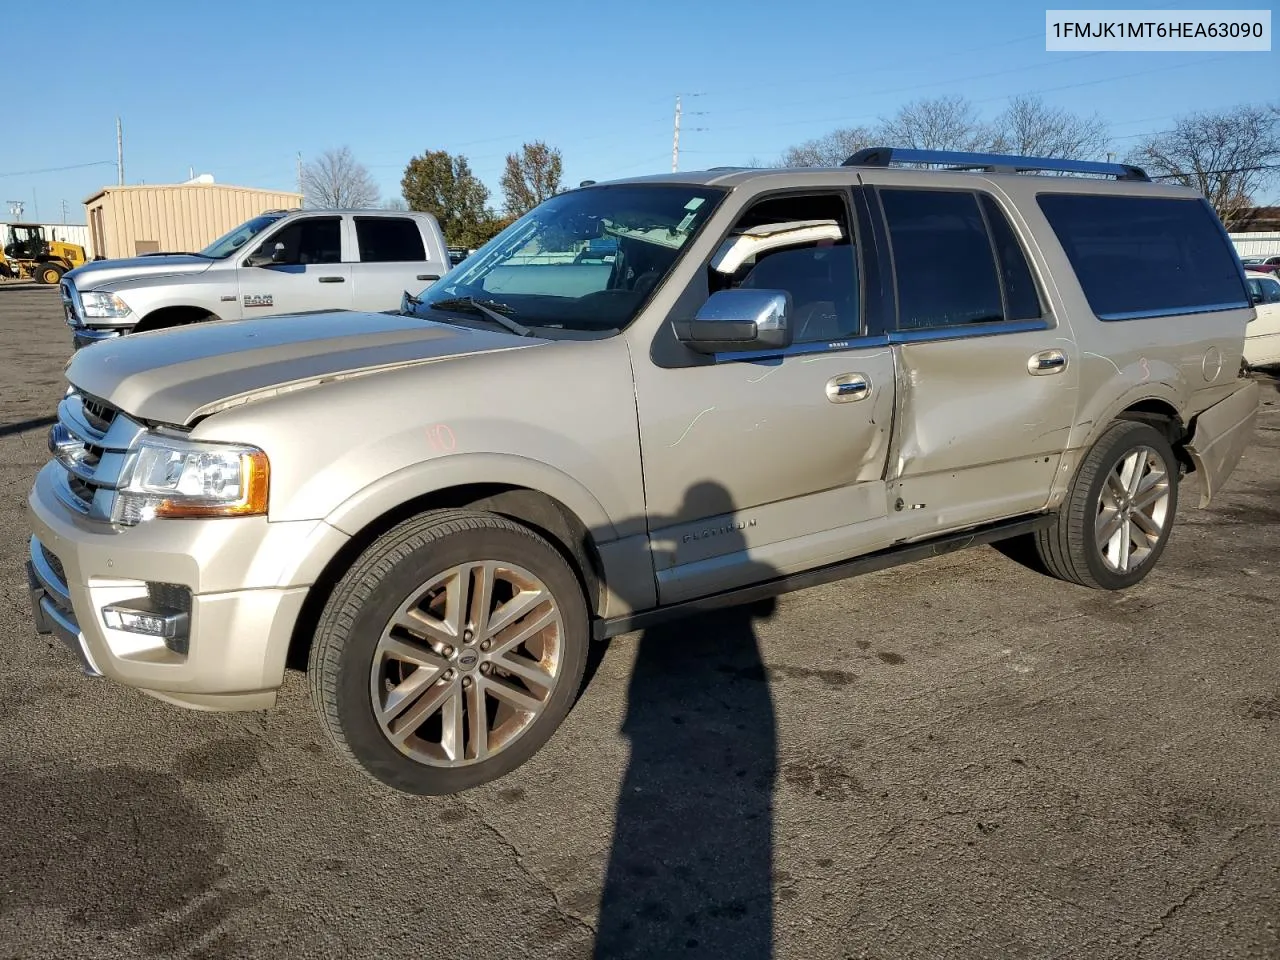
26 147 1260 796
60 208 448 349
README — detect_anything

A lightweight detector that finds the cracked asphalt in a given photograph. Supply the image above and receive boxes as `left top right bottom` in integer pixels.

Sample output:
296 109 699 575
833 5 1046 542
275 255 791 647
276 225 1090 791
2 281 1279 959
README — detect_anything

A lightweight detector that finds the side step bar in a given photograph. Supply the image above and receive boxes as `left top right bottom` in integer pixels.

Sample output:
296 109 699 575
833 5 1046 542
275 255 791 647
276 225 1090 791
592 513 1055 641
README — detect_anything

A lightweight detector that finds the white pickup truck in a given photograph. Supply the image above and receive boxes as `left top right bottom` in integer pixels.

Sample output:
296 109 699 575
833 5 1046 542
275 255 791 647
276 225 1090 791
60 208 449 349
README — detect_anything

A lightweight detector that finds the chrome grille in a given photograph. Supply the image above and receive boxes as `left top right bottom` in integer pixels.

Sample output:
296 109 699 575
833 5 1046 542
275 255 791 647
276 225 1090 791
48 388 146 523
60 280 82 328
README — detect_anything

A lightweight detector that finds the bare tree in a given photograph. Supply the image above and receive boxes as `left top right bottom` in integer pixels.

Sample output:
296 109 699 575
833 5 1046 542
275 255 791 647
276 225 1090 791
1131 103 1280 228
499 141 564 218
780 126 877 167
876 96 995 152
382 196 408 211
991 95 1110 159
301 146 380 208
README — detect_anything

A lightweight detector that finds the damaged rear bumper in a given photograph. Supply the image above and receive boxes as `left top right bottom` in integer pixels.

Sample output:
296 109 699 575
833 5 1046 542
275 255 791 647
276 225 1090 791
1185 378 1260 507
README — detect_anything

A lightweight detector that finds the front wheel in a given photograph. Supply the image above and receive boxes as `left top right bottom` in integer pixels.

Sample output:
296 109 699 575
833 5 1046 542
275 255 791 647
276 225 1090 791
1035 420 1179 590
308 509 590 795
36 263 65 285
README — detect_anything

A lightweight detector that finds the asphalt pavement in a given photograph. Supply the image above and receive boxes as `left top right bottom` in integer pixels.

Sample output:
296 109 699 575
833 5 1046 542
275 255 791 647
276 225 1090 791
2 281 1278 960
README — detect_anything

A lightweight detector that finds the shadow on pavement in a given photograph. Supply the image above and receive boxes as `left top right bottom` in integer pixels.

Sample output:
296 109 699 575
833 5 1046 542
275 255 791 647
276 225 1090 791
0 416 56 439
595 481 779 959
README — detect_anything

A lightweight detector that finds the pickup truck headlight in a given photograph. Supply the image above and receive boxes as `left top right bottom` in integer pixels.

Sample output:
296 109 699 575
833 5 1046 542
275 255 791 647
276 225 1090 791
80 291 132 319
116 434 269 522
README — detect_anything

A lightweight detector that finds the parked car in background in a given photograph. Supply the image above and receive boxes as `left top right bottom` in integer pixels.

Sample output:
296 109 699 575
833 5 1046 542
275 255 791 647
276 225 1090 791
1241 255 1280 275
27 147 1259 796
1244 270 1280 368
59 209 449 350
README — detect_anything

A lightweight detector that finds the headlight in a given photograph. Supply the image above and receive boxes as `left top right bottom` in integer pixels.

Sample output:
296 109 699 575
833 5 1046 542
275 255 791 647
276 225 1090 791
80 290 132 319
116 434 269 522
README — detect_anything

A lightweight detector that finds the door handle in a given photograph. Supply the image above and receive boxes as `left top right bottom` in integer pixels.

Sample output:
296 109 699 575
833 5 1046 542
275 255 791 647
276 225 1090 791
417 274 440 281
1028 349 1067 375
826 373 870 403
318 276 345 283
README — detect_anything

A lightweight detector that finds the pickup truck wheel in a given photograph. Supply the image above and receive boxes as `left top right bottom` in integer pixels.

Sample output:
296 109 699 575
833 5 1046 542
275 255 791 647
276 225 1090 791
1035 420 1178 590
307 509 589 795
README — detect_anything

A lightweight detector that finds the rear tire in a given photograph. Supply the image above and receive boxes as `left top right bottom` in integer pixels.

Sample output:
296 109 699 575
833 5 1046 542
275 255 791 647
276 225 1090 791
36 263 64 285
1035 420 1179 590
307 509 590 795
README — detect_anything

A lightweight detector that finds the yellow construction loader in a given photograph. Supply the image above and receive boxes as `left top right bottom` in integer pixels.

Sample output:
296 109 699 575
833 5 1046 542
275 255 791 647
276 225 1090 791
0 223 88 284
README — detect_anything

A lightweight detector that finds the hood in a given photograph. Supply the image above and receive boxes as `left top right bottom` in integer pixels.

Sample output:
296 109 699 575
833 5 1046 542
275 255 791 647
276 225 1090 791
65 310 540 426
65 254 215 288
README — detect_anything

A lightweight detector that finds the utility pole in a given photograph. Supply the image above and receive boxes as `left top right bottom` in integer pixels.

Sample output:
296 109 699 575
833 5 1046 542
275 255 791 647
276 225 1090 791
116 117 124 185
672 96 681 173
671 94 707 173
31 188 38 222
60 199 68 224
297 151 304 200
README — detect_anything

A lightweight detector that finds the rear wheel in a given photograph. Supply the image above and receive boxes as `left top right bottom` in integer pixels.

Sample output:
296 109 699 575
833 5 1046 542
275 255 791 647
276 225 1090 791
1035 420 1179 590
308 509 590 795
36 262 64 285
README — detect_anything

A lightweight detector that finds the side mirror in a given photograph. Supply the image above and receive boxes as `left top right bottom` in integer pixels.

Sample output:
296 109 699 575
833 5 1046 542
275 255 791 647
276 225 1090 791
672 288 793 354
246 241 286 267
1250 291 1265 305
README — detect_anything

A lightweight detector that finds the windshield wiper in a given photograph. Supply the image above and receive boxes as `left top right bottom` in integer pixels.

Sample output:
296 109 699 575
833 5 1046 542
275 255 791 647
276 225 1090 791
427 296 533 337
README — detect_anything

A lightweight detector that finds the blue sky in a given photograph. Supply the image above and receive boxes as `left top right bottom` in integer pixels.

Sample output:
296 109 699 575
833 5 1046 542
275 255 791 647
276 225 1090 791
4 0 1277 223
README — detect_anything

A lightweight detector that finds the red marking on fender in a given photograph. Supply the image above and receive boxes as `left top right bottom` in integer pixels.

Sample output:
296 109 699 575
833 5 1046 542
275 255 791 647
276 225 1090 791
427 424 456 452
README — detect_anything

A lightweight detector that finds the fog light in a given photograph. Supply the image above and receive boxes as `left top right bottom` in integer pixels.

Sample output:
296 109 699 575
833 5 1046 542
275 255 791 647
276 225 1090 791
102 597 190 654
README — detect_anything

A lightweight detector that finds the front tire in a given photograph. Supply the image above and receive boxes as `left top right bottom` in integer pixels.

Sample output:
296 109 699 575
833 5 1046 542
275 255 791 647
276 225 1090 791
1035 420 1179 590
36 263 65 285
308 509 590 795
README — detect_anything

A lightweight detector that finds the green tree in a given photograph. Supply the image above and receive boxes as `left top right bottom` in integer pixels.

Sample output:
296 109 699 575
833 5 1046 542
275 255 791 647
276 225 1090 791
401 149 495 248
499 141 564 217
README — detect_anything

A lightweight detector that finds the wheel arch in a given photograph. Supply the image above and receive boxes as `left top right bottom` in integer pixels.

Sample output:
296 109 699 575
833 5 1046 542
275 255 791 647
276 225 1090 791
133 305 219 333
285 483 609 672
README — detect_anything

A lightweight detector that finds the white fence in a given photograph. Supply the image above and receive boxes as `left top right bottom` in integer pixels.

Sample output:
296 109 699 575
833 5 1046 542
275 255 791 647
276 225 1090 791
1230 232 1280 257
0 222 94 259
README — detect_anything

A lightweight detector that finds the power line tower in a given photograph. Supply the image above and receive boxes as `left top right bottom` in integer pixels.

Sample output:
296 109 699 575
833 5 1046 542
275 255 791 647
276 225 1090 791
672 94 708 173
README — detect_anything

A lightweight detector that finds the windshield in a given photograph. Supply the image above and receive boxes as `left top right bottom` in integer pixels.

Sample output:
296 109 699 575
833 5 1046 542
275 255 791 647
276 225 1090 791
199 213 286 259
411 184 727 333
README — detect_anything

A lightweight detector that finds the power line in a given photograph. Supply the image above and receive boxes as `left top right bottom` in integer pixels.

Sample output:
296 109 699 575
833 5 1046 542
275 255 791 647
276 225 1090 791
1149 164 1280 180
0 160 116 178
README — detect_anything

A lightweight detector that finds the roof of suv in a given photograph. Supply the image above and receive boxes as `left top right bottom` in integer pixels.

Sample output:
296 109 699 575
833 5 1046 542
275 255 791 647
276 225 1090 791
584 147 1201 199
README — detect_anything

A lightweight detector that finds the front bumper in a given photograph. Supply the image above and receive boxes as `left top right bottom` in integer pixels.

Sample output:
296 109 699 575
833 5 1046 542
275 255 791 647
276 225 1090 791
71 326 127 351
25 461 349 711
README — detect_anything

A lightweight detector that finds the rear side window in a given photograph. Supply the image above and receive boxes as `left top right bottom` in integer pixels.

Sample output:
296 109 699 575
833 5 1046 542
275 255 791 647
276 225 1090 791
355 217 427 263
1035 194 1249 320
979 194 1043 321
880 189 1005 330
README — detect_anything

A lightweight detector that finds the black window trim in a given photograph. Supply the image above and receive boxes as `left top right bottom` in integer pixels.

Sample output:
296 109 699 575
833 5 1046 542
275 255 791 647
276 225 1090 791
352 215 429 264
871 184 1054 345
241 214 344 267
702 184 885 365
1034 191 1251 322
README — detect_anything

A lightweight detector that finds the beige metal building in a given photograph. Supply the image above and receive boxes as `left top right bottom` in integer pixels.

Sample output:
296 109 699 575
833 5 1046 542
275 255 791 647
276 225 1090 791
84 180 302 259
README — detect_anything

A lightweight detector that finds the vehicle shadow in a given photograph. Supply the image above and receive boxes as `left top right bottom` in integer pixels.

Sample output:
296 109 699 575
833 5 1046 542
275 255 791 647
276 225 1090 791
0 415 56 439
593 481 779 959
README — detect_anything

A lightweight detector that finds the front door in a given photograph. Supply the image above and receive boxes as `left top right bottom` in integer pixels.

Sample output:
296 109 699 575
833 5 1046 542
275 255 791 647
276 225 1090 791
631 189 898 605
872 186 1078 541
236 215 353 318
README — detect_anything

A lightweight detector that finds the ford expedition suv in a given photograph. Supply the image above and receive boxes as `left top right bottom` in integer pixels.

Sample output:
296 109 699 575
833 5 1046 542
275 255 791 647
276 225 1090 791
26 147 1259 795
60 208 449 350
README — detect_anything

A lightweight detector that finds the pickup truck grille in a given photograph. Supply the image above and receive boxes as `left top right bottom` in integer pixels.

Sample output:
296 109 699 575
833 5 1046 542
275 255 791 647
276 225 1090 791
60 280 82 328
48 388 146 522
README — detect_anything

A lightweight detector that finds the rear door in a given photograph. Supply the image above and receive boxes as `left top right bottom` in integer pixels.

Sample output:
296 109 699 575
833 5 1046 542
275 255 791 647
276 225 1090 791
872 185 1078 541
350 216 447 312
236 215 352 317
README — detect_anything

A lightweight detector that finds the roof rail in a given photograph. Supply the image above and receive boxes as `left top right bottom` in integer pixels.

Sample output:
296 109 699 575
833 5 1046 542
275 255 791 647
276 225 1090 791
842 147 1150 182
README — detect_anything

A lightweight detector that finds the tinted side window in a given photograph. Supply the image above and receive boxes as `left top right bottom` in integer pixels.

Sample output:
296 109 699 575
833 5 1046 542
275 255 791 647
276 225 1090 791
980 194 1043 321
1263 277 1280 304
716 192 861 343
881 189 1004 330
356 218 426 263
1036 194 1249 320
266 218 342 265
